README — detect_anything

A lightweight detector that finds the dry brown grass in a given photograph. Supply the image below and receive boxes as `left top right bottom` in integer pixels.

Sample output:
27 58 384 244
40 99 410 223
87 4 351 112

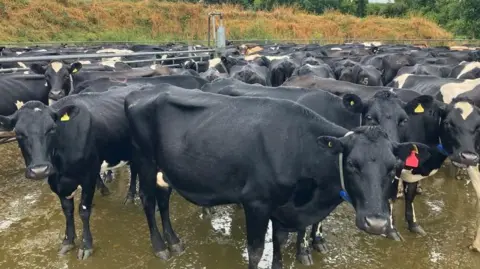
0 0 453 43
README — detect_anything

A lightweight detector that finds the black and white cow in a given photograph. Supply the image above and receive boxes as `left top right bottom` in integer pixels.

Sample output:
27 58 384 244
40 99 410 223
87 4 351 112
124 86 431 269
0 84 170 260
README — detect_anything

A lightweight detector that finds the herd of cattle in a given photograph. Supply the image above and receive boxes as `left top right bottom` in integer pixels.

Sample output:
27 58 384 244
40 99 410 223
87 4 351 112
1 41 480 269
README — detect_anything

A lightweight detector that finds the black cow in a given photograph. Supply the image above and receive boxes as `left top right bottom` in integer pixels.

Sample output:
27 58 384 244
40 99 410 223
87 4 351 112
124 87 430 269
29 61 160 102
360 53 415 85
292 63 335 79
269 58 298 86
396 64 454 78
449 61 480 79
220 55 271 86
0 84 168 260
0 75 49 116
337 64 384 86
199 67 229 82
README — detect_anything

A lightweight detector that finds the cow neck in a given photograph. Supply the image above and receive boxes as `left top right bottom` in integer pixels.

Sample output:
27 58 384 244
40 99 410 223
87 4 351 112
338 131 354 204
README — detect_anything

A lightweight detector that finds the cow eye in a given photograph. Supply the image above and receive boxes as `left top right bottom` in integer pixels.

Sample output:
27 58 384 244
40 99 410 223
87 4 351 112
366 115 373 121
46 128 55 135
399 118 408 126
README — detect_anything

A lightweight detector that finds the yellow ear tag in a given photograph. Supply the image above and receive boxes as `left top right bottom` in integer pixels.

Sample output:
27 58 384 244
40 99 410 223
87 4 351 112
328 141 333 148
60 113 70 122
412 144 419 154
414 103 424 113
350 100 355 106
72 68 78 73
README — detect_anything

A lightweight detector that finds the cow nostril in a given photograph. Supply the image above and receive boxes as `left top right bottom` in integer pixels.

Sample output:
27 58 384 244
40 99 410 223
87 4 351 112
365 216 388 229
460 152 479 161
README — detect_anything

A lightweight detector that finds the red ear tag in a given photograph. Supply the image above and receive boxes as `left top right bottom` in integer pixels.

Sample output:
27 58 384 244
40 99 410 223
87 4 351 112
405 150 419 168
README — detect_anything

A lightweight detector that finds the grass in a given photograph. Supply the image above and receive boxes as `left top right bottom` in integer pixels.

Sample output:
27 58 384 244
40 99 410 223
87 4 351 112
0 0 454 45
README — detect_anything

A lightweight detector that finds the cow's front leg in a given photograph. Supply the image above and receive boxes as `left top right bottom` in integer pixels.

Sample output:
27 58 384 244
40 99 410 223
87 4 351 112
405 182 426 235
296 227 313 266
77 180 96 260
58 196 76 255
271 220 285 269
244 202 271 269
155 183 183 255
124 165 138 205
310 222 327 253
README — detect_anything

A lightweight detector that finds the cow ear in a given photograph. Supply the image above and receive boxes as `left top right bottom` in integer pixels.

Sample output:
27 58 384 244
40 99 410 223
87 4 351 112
69 62 82 74
30 64 46 75
0 115 16 132
394 142 431 165
317 136 344 155
221 56 228 64
342 94 364 114
52 105 80 123
403 95 434 115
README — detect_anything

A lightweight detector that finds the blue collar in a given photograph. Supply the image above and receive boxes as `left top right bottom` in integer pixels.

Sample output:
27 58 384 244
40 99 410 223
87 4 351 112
436 143 449 156
340 190 352 204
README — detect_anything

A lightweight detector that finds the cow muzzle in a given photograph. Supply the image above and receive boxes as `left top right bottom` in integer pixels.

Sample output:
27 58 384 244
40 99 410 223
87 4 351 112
49 90 65 100
357 214 389 235
452 151 479 168
26 164 53 180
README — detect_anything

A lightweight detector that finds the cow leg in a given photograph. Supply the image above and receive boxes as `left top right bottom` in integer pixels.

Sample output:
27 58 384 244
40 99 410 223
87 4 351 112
386 199 403 241
271 220 284 269
124 165 138 205
244 203 270 269
59 196 76 255
404 182 426 236
396 179 404 199
295 227 313 266
310 222 327 253
77 180 97 260
155 186 184 255
96 175 110 196
103 170 114 183
466 166 480 252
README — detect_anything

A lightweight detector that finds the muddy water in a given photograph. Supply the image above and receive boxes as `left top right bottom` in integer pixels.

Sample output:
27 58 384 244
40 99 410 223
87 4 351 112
1 143 480 269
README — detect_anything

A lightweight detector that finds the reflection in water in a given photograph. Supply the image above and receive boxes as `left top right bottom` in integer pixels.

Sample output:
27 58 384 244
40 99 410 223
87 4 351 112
1 143 480 269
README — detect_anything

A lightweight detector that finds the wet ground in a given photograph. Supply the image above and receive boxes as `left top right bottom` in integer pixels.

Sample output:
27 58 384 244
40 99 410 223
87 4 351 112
1 142 480 269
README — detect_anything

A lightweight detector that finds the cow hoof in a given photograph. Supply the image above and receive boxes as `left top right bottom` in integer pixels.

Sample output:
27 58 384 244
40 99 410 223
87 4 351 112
77 248 93 260
396 192 404 199
155 249 171 260
169 242 185 255
296 253 314 266
409 224 427 236
387 230 404 241
123 194 135 205
59 243 75 255
313 242 328 253
100 187 111 197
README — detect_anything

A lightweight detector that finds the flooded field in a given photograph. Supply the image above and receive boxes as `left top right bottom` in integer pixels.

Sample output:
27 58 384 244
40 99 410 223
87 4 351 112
1 142 480 269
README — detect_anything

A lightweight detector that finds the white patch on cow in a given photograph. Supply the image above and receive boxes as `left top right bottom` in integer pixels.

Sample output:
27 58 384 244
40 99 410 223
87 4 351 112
17 62 27 69
330 47 342 51
156 172 169 188
101 61 117 68
78 60 91 65
44 82 48 87
96 49 133 64
150 64 157 70
209 58 221 68
389 200 394 229
161 54 168 60
454 101 474 120
439 78 480 104
15 51 23 55
412 203 417 223
400 169 438 183
393 74 411 88
100 160 128 173
23 71 29 74
35 49 47 52
34 108 42 112
51 62 63 73
244 54 287 61
457 62 480 79
15 100 24 110
48 99 55 106
82 205 87 210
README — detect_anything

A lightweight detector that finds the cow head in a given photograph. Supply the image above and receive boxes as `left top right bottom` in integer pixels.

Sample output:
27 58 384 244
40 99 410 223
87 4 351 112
220 56 247 74
30 61 82 101
405 96 480 168
317 126 430 235
0 101 86 180
342 90 433 142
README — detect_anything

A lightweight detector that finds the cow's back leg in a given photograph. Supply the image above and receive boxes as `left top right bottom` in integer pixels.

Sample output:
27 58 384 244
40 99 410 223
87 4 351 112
124 165 138 205
155 180 183 255
137 159 170 260
295 227 313 266
96 175 110 196
310 222 327 253
404 182 426 235
271 220 286 269
77 176 97 260
244 202 271 269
